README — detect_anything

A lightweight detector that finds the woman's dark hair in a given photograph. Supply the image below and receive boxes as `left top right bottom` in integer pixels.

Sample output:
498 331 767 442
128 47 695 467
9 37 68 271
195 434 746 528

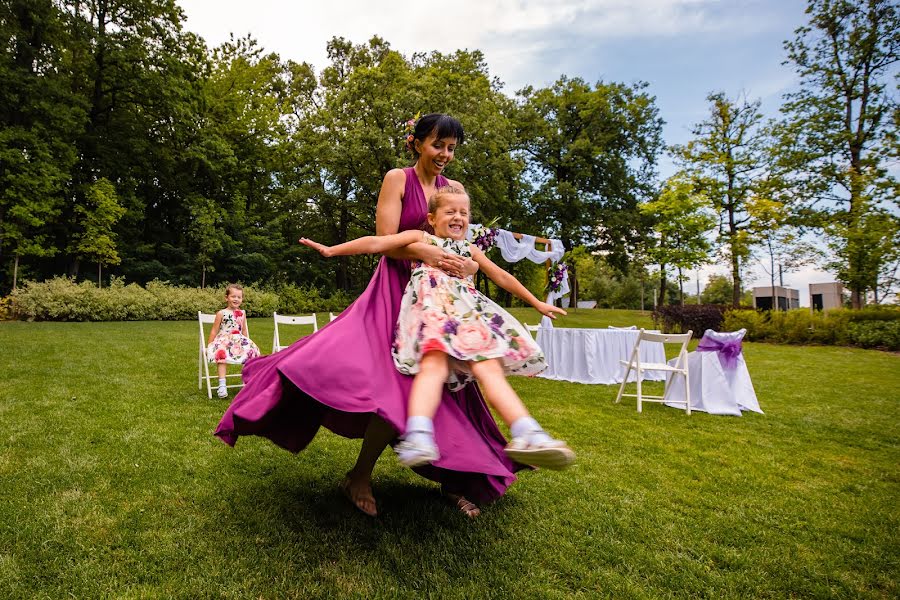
410 113 465 155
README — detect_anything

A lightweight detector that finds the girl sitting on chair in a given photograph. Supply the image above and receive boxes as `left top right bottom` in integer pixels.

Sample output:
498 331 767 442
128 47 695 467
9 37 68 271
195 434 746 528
207 284 260 398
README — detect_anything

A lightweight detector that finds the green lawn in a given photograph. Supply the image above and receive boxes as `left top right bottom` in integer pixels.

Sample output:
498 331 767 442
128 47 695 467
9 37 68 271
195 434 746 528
2 309 898 598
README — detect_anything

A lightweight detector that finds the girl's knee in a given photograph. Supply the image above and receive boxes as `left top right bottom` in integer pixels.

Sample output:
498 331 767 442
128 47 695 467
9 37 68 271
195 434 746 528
420 351 449 377
470 357 503 378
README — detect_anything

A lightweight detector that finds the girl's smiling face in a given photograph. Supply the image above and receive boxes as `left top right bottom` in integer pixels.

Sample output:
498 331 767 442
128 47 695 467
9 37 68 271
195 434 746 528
226 289 243 310
427 193 470 240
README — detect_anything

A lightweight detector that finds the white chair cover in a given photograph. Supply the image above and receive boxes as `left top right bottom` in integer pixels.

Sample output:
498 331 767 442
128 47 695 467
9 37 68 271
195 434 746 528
665 329 762 415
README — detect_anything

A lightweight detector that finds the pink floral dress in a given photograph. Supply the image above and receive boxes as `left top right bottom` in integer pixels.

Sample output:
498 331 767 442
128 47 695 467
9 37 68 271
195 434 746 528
392 234 547 390
206 309 261 365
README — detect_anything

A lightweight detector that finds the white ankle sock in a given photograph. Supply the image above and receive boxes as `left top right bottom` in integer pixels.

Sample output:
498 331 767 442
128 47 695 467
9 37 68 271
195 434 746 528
218 378 226 388
405 415 435 446
510 416 552 444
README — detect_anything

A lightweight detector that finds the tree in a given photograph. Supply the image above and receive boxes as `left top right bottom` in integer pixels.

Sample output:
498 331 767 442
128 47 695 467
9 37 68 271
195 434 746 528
639 175 715 305
701 274 750 306
516 76 663 308
72 178 126 286
747 194 819 309
0 0 81 290
777 0 899 307
675 92 772 307
516 76 664 265
187 196 225 288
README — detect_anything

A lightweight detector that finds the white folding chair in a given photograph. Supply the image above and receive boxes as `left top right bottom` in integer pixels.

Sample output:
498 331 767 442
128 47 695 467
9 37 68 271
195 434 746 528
198 311 247 399
524 323 540 340
615 329 693 414
272 312 318 352
329 312 339 322
608 325 637 330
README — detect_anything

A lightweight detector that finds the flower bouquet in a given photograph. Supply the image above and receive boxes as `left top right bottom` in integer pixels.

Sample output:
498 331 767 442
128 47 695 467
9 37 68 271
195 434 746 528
470 217 500 251
547 262 568 293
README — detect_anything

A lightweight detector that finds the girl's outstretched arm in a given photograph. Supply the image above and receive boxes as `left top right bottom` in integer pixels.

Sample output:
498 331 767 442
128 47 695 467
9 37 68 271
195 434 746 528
471 247 567 319
300 230 425 258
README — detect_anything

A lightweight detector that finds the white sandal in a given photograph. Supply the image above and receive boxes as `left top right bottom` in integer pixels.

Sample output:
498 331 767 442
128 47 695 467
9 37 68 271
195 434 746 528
505 435 575 470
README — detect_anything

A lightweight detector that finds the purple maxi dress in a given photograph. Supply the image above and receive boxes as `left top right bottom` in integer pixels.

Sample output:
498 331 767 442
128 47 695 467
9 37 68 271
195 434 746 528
215 167 518 504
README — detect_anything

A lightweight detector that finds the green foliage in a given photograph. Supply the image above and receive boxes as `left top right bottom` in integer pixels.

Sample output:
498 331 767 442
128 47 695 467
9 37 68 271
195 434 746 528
723 306 900 349
516 76 664 268
72 178 126 272
275 284 352 314
674 92 775 306
846 320 900 350
777 0 899 305
10 277 279 321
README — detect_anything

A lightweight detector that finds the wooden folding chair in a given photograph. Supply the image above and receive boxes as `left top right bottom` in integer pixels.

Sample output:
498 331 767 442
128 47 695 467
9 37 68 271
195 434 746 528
615 329 693 414
272 312 318 352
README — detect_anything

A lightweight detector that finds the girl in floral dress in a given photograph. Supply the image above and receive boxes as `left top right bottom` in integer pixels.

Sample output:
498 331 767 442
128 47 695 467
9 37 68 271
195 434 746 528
300 186 575 470
206 284 261 398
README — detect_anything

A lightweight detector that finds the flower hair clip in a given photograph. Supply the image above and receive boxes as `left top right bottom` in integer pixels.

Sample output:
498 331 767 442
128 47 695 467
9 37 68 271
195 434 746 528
403 111 421 151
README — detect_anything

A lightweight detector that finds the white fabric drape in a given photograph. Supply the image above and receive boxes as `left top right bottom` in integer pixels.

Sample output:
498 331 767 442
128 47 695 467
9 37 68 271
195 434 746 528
467 225 569 303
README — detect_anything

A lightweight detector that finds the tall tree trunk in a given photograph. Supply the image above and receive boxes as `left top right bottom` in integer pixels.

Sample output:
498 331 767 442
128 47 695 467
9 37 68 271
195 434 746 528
658 263 667 306
677 266 684 306
13 254 19 290
98 263 102 288
201 264 206 289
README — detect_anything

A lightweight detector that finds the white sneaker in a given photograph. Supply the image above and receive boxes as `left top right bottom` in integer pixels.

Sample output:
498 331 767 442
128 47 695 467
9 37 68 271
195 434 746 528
217 385 228 398
505 435 575 470
395 436 440 468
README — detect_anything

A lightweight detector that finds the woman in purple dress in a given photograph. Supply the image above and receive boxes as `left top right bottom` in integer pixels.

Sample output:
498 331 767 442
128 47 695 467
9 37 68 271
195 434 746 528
215 114 519 518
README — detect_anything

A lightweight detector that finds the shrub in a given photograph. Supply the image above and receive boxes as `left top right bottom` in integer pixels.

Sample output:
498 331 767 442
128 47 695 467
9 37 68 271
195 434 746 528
724 307 897 350
276 284 352 314
846 320 900 350
11 277 281 321
652 304 733 335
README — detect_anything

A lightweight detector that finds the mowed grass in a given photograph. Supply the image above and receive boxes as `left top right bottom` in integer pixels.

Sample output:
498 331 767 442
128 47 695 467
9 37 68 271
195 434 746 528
1 309 898 599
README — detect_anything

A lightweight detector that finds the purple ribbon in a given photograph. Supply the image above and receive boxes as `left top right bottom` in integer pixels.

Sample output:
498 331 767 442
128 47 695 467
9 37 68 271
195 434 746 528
697 336 743 370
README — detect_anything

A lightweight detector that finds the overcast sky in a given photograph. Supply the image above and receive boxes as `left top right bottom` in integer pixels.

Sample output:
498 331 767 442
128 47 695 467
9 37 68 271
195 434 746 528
177 0 840 305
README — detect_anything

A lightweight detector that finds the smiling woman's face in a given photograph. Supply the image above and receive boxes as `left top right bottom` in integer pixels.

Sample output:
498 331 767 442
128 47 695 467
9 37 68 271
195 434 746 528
416 132 457 177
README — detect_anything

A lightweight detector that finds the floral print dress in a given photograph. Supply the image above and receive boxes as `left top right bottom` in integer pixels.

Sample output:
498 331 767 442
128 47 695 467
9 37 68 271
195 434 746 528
206 309 261 365
392 234 547 390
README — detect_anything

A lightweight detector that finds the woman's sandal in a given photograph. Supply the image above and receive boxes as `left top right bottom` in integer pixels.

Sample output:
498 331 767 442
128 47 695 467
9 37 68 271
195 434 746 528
340 474 378 517
443 492 481 519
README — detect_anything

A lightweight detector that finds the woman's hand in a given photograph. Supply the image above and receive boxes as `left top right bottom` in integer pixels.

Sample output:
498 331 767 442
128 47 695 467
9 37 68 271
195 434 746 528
419 244 469 277
299 238 333 258
459 257 479 278
536 302 567 319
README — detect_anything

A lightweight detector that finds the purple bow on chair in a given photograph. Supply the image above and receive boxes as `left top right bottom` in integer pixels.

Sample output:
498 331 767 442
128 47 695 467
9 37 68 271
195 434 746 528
697 336 743 370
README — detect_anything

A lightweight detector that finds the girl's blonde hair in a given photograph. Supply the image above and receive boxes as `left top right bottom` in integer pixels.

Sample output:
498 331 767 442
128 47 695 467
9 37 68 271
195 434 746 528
224 283 243 296
428 184 469 214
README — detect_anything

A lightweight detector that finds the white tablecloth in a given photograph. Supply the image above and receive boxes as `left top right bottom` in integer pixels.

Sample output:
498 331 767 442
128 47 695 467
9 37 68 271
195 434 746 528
536 327 666 384
664 351 763 416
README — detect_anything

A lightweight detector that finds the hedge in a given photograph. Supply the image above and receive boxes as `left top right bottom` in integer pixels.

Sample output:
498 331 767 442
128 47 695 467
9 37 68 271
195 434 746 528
6 277 344 321
723 307 900 351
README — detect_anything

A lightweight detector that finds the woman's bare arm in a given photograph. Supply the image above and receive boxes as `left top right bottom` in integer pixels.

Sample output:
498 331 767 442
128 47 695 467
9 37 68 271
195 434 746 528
300 230 424 258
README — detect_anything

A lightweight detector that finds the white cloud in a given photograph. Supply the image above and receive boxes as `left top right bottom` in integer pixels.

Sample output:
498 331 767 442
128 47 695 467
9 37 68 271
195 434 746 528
177 1 761 79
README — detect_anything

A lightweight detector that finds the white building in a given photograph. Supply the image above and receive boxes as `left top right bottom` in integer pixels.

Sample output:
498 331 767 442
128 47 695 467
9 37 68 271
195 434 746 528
752 286 800 311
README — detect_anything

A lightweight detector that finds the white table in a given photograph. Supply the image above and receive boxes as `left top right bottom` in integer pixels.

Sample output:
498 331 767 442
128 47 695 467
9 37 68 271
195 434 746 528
535 326 666 384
